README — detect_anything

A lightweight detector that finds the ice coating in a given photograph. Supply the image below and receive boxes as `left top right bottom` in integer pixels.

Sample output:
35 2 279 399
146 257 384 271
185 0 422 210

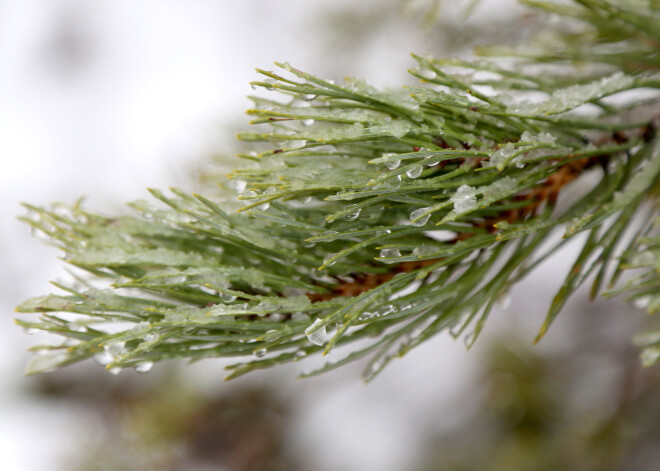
451 185 478 213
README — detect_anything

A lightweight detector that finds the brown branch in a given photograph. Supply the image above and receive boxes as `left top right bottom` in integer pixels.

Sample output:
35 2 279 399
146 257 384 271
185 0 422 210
305 121 658 303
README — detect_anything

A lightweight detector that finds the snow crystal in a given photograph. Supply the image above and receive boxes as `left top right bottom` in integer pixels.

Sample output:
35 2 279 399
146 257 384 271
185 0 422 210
451 185 478 213
484 143 518 169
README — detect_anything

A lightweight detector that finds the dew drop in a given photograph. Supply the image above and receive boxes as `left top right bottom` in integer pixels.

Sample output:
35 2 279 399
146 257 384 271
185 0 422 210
305 318 330 346
254 348 268 358
239 190 257 199
376 305 395 316
105 341 126 356
497 292 511 310
30 227 48 240
410 207 431 227
359 311 375 321
232 180 247 193
134 361 154 374
143 333 159 343
302 240 315 248
343 208 361 221
412 244 437 257
221 293 237 303
303 94 317 101
406 165 423 179
323 254 337 267
301 119 315 127
22 326 37 335
258 202 271 211
385 159 401 170
364 360 384 380
385 175 402 190
293 350 307 361
94 351 113 367
379 248 401 262
633 296 651 309
69 323 86 333
108 367 122 375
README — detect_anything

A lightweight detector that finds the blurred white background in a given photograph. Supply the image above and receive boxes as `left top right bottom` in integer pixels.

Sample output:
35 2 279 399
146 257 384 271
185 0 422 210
0 1 647 470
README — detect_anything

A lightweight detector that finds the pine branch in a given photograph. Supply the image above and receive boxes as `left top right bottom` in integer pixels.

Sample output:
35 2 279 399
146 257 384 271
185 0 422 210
16 0 660 379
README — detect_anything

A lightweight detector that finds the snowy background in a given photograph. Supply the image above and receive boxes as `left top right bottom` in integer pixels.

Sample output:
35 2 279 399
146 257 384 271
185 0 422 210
0 1 648 470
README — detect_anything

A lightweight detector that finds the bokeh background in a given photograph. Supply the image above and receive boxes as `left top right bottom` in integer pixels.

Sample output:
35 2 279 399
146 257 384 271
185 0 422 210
2 1 659 470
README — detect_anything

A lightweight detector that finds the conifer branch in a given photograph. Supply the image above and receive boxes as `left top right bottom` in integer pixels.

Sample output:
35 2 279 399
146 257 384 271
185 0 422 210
15 0 660 379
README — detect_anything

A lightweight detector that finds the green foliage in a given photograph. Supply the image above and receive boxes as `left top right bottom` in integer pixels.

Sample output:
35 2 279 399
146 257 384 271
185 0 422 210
16 0 660 380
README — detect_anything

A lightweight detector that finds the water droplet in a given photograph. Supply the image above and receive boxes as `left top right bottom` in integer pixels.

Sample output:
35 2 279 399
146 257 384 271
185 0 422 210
108 367 122 375
22 326 37 335
406 165 423 178
412 244 437 257
239 190 257 199
69 323 86 332
301 119 315 127
323 254 337 267
379 248 401 262
300 196 313 204
416 68 436 80
254 348 267 358
250 83 257 90
258 202 271 211
385 159 401 170
94 352 113 366
293 350 307 361
302 240 315 248
134 361 154 373
105 341 126 356
232 180 247 193
376 305 395 316
303 94 317 101
410 207 431 227
364 360 383 380
29 227 48 240
359 311 375 321
385 175 402 190
343 208 361 221
497 292 511 310
633 296 651 309
305 318 330 346
221 292 237 303
269 313 285 322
